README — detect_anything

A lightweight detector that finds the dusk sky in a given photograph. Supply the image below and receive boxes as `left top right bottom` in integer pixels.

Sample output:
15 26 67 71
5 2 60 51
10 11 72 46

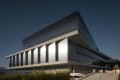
0 0 120 68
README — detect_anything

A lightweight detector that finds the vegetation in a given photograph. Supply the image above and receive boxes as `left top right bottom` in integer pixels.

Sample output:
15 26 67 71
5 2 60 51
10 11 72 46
0 71 69 80
114 65 120 70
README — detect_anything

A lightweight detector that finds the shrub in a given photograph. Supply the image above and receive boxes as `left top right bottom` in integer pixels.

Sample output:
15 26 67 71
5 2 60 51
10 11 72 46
0 71 70 80
114 65 120 70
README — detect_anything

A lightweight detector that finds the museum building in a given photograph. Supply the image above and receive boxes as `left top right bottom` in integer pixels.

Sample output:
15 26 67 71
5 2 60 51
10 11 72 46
5 11 112 75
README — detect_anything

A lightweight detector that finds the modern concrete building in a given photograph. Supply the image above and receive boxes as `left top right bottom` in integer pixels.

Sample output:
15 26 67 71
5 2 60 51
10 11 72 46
5 11 112 75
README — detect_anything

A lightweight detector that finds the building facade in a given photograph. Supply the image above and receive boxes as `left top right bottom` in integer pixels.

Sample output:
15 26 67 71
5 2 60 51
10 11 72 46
5 11 111 75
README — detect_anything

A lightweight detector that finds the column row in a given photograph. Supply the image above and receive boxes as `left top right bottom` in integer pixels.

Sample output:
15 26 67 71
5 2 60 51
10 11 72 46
9 38 68 67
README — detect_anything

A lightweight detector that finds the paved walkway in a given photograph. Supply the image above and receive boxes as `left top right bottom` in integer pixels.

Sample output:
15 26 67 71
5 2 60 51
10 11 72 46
80 73 119 80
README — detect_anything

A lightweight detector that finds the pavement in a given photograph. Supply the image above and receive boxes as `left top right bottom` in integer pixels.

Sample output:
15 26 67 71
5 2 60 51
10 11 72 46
80 73 119 80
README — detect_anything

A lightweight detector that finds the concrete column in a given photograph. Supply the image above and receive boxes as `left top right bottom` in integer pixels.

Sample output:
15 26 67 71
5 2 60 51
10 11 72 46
34 48 38 64
58 38 68 61
15 55 17 66
19 53 21 66
28 50 32 65
40 45 46 63
23 52 26 65
48 42 56 62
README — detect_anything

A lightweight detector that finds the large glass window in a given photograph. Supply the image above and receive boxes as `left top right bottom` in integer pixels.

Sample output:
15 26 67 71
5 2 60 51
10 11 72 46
68 40 104 63
46 45 48 62
17 54 19 66
13 55 15 67
31 49 34 64
76 45 104 61
38 47 40 63
21 53 23 66
9 56 12 67
76 46 98 60
26 51 28 65
56 42 58 61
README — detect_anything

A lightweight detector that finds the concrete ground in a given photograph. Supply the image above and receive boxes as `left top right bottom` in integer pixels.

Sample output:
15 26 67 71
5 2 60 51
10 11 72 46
79 73 120 80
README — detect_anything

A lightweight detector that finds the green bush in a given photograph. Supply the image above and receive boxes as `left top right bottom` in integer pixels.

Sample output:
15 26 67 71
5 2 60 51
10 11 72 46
0 71 69 80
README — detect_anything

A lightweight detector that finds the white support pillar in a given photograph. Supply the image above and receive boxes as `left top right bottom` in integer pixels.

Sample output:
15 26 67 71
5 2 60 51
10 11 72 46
19 53 21 66
23 52 26 65
15 55 17 66
34 48 38 64
28 50 32 65
40 45 46 63
48 42 56 62
58 38 68 61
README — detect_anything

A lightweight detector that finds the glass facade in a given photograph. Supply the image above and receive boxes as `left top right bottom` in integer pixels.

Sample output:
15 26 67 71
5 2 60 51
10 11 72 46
55 42 58 61
38 47 40 63
25 51 28 65
31 49 34 64
68 40 104 64
17 54 19 66
9 56 12 67
21 53 23 66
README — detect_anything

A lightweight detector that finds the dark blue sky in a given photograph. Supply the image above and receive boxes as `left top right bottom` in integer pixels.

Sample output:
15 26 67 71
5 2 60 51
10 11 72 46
0 0 120 68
